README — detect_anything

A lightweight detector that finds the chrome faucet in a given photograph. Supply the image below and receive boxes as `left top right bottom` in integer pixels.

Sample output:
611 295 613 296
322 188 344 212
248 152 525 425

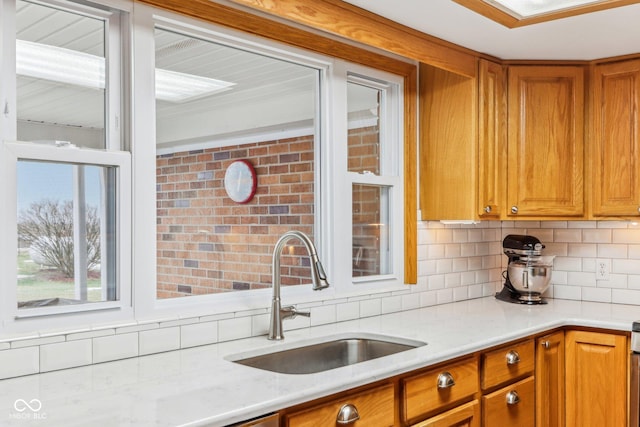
268 231 329 340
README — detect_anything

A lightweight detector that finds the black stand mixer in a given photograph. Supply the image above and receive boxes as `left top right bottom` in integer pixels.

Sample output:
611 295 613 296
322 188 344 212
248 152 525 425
496 234 554 305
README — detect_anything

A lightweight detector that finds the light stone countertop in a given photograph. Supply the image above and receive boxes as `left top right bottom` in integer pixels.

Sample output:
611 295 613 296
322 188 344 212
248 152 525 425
0 297 638 426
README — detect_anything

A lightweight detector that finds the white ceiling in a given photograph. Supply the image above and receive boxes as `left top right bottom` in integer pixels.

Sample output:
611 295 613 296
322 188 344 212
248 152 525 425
342 0 640 60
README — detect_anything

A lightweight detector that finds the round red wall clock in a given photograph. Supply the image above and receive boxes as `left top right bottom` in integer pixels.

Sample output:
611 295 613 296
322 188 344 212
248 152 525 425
223 159 257 204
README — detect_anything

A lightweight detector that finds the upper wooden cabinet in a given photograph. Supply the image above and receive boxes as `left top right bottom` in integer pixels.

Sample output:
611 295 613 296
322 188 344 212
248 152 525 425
419 59 505 221
478 59 507 219
419 63 477 221
506 65 585 218
591 59 640 217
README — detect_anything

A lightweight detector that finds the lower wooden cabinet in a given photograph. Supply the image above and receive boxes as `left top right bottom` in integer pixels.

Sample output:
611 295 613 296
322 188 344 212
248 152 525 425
482 376 535 427
412 400 480 427
278 328 628 427
535 331 565 427
565 330 628 427
402 356 479 423
283 383 395 427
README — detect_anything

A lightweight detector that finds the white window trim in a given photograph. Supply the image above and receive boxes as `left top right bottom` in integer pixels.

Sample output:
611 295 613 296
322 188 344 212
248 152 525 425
132 5 408 320
0 1 408 336
1 142 132 332
0 0 133 334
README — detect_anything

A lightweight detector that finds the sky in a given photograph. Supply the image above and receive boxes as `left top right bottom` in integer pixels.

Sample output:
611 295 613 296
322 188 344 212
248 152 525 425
17 161 102 213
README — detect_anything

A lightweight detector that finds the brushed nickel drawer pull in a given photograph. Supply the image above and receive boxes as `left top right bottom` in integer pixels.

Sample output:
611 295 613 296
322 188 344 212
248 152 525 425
437 372 455 389
336 404 360 424
506 390 520 405
506 350 520 365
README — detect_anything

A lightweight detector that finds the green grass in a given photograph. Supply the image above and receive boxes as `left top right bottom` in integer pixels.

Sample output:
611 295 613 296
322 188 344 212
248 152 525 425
17 251 103 303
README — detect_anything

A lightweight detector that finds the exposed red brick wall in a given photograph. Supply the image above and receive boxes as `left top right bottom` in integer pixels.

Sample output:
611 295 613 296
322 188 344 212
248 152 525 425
348 124 383 277
156 124 381 298
156 136 315 298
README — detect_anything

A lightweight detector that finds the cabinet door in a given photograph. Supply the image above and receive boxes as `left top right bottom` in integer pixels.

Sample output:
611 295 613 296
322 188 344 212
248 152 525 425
477 59 506 219
535 331 565 427
419 63 477 220
565 330 628 427
482 376 535 427
592 59 640 217
412 400 480 427
507 66 584 217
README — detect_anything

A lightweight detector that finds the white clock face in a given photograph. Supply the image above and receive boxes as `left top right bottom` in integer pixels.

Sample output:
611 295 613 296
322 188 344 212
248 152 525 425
224 160 257 203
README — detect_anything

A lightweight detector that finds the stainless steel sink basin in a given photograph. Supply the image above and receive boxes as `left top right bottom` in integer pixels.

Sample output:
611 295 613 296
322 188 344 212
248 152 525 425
227 333 426 374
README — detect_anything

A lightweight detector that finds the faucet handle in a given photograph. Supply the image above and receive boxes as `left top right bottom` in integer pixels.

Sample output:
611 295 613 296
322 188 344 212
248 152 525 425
281 305 310 319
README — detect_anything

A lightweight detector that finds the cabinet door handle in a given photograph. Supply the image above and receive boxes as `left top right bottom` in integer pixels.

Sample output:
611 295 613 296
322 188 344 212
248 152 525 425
506 350 520 365
511 206 518 214
484 205 492 213
506 390 520 405
542 340 551 349
336 404 360 424
437 371 456 389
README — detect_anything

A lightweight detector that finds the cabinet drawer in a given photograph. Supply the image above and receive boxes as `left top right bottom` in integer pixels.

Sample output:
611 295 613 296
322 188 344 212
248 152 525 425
411 399 480 427
284 383 394 427
482 339 534 390
402 356 478 423
482 376 535 427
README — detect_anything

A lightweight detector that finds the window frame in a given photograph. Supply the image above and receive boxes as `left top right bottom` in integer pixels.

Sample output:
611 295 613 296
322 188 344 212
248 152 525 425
0 0 133 333
0 0 413 336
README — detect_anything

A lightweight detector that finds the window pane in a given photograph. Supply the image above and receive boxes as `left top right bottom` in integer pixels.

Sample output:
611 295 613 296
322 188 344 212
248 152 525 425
352 184 391 277
16 0 106 149
155 29 319 298
16 161 117 308
347 82 381 175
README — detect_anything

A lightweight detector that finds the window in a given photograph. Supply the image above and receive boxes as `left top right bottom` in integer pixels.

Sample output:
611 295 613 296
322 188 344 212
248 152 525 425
143 14 405 311
0 0 131 328
0 1 406 333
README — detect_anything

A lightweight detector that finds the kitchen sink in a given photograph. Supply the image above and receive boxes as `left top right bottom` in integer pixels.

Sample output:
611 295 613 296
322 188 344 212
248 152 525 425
226 333 427 374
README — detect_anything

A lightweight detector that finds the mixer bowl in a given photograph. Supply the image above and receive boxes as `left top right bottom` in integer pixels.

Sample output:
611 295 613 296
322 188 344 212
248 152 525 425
507 259 553 300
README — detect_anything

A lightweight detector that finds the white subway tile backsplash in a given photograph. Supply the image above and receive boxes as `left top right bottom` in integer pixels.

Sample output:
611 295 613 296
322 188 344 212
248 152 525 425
310 304 338 325
336 301 360 321
567 243 597 258
360 299 382 318
612 289 640 305
629 245 640 259
11 335 65 349
0 348 39 379
554 285 582 300
554 257 583 272
139 327 180 355
6 219 640 379
93 333 139 363
453 287 468 302
613 259 640 275
180 322 218 348
445 273 461 288
40 340 92 372
420 291 437 307
597 244 627 258
218 317 252 342
428 274 445 290
567 271 596 287
436 289 453 304
582 229 612 243
554 229 582 242
613 229 640 244
582 287 612 303
381 296 403 314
